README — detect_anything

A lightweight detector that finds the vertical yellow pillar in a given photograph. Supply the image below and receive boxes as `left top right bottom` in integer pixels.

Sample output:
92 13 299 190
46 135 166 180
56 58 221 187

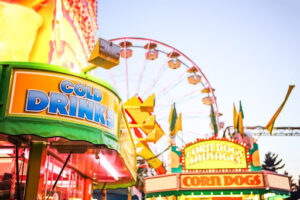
24 141 47 200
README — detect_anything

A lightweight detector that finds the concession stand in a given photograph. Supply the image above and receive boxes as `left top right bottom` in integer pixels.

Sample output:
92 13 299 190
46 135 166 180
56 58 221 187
0 62 136 200
145 137 290 200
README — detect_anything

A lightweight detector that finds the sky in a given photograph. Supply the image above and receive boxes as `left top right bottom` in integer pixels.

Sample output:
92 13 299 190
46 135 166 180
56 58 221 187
96 0 300 180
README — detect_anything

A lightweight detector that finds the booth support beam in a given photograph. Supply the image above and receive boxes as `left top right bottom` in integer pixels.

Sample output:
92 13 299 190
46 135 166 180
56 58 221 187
83 178 93 200
47 152 72 199
24 141 47 200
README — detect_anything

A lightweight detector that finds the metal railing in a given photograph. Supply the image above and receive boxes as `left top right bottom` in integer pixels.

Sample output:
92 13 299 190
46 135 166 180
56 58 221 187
223 126 300 137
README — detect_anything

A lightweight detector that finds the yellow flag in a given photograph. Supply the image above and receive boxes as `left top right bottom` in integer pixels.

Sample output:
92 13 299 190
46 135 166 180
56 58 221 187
145 128 156 142
233 104 238 129
238 111 244 135
170 113 182 136
265 85 295 134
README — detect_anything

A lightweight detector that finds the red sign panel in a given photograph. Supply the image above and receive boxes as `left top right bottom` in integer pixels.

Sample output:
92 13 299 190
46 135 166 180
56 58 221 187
181 173 264 190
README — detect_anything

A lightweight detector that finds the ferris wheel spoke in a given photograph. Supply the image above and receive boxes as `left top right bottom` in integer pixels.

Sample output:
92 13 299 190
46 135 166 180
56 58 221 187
135 59 148 96
184 130 208 137
169 89 202 104
155 109 207 121
175 134 186 145
156 79 186 105
156 70 187 98
171 94 203 107
142 51 173 98
135 42 151 96
122 39 130 100
108 70 119 94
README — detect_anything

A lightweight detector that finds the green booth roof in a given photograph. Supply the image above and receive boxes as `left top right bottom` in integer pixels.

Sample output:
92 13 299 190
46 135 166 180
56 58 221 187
0 62 121 150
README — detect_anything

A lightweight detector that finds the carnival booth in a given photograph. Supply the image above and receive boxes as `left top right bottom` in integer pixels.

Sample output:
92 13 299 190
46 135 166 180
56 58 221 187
0 62 136 200
0 0 138 198
144 137 291 200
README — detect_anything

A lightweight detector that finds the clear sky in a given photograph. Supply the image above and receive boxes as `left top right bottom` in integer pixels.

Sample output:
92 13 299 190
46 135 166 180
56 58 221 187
97 0 300 179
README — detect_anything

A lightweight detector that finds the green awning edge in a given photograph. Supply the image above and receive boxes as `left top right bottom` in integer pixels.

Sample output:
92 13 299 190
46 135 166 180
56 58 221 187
0 117 120 150
146 189 290 198
93 180 136 190
0 62 120 99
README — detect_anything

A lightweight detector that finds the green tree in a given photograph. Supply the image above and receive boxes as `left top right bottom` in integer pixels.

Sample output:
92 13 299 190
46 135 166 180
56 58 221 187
284 171 298 192
284 172 300 200
262 152 285 172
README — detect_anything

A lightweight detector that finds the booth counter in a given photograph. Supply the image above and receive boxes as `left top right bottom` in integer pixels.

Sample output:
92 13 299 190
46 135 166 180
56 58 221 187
144 137 290 200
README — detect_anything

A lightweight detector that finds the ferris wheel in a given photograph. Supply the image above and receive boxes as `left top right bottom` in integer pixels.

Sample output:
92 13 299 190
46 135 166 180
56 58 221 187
94 37 223 149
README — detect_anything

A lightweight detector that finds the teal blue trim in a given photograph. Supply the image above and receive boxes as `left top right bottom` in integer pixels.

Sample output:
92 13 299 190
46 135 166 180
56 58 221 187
250 143 262 171
171 145 183 173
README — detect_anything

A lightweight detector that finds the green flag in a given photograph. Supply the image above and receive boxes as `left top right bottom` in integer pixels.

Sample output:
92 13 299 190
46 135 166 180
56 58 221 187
237 101 244 132
239 100 244 119
210 105 218 136
169 103 177 132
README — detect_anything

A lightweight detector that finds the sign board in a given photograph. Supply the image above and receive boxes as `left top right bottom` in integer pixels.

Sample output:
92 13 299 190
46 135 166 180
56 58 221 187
7 69 119 136
183 138 249 171
181 173 265 190
88 38 121 69
145 172 267 193
145 174 178 193
266 173 291 191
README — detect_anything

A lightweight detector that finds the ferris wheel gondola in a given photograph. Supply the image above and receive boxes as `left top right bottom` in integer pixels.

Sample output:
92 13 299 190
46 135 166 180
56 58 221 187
94 37 223 157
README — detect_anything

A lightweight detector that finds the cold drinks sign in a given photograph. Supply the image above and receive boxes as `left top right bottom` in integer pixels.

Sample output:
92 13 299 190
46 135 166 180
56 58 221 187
7 69 119 136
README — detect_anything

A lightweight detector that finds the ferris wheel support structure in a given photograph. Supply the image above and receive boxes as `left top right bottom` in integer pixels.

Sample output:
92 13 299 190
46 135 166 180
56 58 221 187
109 37 221 130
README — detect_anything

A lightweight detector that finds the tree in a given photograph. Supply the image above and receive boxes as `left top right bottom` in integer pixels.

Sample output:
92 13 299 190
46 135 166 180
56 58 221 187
262 152 285 172
284 171 298 192
284 172 300 200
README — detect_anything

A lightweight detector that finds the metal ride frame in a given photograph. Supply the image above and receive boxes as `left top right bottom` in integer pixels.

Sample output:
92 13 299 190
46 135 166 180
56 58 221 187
224 126 300 136
109 37 222 131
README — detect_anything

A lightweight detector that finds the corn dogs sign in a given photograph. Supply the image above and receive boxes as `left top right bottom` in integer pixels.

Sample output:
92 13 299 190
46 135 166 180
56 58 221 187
181 173 264 189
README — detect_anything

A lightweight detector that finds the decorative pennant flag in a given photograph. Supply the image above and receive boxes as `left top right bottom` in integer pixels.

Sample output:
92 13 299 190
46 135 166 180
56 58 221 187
265 85 295 135
239 100 244 119
169 103 182 136
210 105 218 136
233 103 238 130
237 101 244 135
169 103 177 132
171 113 182 136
